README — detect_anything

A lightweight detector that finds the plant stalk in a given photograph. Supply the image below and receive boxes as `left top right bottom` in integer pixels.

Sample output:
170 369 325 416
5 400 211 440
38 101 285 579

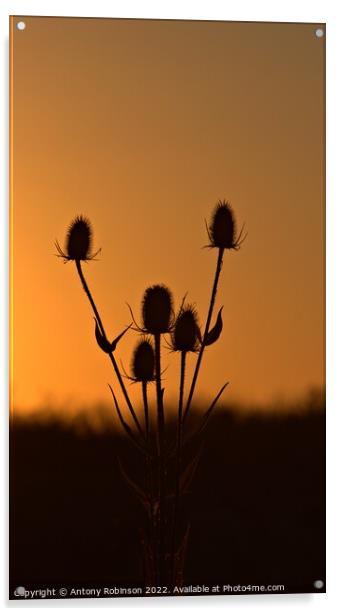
141 380 156 582
171 350 186 584
154 332 165 584
75 260 143 437
142 381 149 444
183 247 224 421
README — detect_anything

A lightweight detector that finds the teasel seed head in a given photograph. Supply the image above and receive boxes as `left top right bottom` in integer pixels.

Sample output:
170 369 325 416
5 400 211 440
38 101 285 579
207 200 246 250
142 284 174 334
131 337 155 383
55 215 100 262
171 304 201 353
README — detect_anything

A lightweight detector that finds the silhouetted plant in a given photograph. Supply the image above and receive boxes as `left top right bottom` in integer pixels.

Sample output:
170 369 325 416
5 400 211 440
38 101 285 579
55 216 142 437
142 284 174 335
56 199 245 587
130 337 155 442
169 303 200 582
183 201 246 421
142 285 174 582
131 338 155 383
55 215 100 262
206 200 246 250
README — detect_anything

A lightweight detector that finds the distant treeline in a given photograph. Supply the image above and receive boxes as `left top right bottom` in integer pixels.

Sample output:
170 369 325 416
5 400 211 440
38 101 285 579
10 398 325 594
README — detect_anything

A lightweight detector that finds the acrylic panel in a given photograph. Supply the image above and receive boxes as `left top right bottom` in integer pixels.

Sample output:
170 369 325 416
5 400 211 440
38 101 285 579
9 16 325 600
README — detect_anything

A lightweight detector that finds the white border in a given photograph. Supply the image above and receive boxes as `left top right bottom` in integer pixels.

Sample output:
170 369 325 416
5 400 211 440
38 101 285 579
1 1 339 614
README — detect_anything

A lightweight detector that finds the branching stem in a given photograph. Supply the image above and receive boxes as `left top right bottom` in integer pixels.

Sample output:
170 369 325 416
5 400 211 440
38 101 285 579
171 350 187 584
183 247 224 421
75 259 143 437
154 332 166 584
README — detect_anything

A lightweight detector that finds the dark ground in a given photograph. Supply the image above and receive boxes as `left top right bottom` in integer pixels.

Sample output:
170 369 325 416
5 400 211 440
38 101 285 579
9 400 325 596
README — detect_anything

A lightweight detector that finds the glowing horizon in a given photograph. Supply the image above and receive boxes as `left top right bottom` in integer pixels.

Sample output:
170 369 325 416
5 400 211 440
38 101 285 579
10 17 325 414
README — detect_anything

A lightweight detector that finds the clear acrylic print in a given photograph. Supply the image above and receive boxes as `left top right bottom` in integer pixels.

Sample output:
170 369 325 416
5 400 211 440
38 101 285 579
9 16 325 599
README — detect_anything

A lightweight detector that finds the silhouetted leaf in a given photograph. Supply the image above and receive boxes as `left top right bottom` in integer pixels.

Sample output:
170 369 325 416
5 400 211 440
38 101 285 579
110 324 132 352
108 385 149 456
95 320 132 354
94 318 112 353
183 382 229 448
205 307 223 346
198 382 229 435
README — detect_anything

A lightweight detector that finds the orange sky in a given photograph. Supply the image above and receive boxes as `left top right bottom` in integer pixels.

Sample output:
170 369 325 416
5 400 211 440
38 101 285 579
10 17 325 415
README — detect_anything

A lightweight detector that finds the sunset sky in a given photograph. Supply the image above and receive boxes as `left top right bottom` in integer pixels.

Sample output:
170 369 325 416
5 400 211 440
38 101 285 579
10 17 325 416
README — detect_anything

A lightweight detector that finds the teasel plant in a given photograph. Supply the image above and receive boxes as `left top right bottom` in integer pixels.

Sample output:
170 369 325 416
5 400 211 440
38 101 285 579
168 302 201 583
55 216 144 440
55 200 245 587
182 200 247 422
128 284 175 584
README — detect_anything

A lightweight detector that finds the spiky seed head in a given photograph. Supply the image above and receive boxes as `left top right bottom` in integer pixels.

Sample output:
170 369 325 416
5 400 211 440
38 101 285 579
208 200 237 249
142 284 174 334
55 215 100 262
171 304 200 353
66 216 92 260
131 338 155 382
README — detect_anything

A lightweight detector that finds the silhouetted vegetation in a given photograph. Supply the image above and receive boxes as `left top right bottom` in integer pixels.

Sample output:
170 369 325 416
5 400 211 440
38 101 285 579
10 401 325 594
53 201 247 585
25 200 325 593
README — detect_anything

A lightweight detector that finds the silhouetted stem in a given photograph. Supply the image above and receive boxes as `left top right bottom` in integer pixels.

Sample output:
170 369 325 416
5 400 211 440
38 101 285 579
141 379 155 577
197 381 229 436
142 381 149 444
178 352 186 433
75 260 105 336
183 247 224 421
108 385 148 455
171 350 186 584
154 332 165 584
75 260 143 437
